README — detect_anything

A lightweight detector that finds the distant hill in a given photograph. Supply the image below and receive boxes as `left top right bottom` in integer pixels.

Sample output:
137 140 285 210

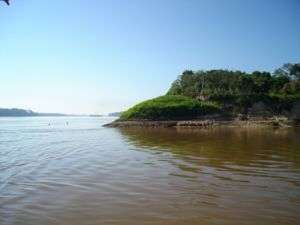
108 112 122 117
0 108 37 117
0 108 69 117
89 114 104 117
37 113 69 117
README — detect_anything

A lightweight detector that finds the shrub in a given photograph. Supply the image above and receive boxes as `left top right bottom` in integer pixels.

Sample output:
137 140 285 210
120 95 220 120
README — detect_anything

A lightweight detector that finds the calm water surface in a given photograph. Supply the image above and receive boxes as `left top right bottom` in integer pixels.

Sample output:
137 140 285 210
0 117 299 225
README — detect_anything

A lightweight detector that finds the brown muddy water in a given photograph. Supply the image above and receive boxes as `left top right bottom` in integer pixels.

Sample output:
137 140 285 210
0 117 299 225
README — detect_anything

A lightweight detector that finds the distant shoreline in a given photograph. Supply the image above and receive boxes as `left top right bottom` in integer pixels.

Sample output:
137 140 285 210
0 115 82 117
0 108 106 117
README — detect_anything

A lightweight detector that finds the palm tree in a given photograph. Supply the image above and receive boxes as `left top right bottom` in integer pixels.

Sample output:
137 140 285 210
1 0 9 5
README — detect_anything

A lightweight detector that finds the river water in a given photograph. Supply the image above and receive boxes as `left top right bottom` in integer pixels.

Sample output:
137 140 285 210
0 117 299 225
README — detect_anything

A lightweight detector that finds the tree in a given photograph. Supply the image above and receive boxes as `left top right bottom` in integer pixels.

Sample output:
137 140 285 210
168 79 182 95
251 71 272 93
290 63 300 80
281 80 300 95
237 75 255 95
274 63 300 80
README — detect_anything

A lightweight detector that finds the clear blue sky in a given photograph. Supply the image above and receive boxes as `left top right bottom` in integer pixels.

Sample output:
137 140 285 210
0 0 299 114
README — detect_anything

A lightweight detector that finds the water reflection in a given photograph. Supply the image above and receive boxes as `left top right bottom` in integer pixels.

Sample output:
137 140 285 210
117 127 300 168
115 127 300 224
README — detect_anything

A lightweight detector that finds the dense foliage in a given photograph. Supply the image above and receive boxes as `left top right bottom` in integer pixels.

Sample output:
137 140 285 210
167 63 300 114
167 63 300 98
120 95 220 120
121 63 300 120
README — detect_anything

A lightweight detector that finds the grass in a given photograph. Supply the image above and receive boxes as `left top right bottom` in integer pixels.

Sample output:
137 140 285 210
120 95 221 120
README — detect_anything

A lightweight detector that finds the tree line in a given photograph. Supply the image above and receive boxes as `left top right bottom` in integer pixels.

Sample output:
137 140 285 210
167 63 300 99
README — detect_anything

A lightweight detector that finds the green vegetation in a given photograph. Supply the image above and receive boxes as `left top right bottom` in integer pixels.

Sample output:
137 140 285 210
121 63 300 120
168 64 300 98
167 63 300 114
120 95 220 120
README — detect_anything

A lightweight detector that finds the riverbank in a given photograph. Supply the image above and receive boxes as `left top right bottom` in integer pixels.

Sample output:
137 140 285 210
104 116 299 128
